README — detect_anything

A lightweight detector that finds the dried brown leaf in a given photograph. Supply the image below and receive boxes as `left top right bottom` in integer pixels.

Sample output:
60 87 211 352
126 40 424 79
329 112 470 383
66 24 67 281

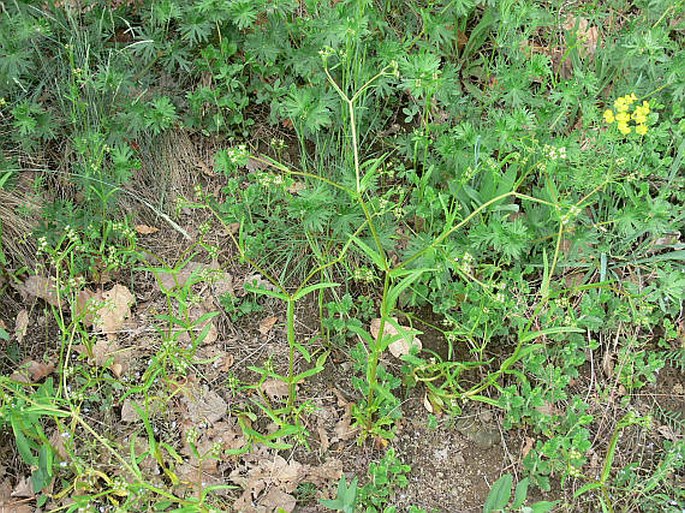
521 437 535 459
20 275 60 306
563 16 599 59
239 273 277 297
49 429 69 461
332 404 358 442
95 284 135 338
211 271 234 298
369 318 422 358
316 425 330 453
13 311 28 344
121 398 163 423
10 477 33 499
304 459 342 486
155 262 207 291
0 500 33 513
218 353 235 372
657 424 680 442
10 360 54 384
258 316 278 337
423 393 434 413
260 379 290 402
260 488 296 513
181 385 227 424
74 288 99 326
134 224 159 235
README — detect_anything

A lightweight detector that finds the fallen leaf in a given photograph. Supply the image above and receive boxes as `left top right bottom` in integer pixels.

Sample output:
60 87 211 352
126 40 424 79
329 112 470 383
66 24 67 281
369 318 422 358
287 181 306 194
74 288 99 326
134 224 159 235
304 459 342 486
602 351 614 378
657 424 680 442
20 275 60 307
175 461 224 492
260 488 296 513
218 353 235 372
258 316 278 337
229 453 341 513
332 404 358 443
239 273 277 297
521 437 535 459
10 477 33 499
90 338 131 377
564 16 599 58
49 429 69 461
110 361 124 378
208 419 248 453
95 284 135 338
211 271 234 298
423 393 434 413
316 425 330 453
1 498 33 513
260 379 290 402
10 360 54 384
535 402 557 416
14 311 29 344
155 262 207 291
120 398 163 423
246 158 269 173
181 385 227 424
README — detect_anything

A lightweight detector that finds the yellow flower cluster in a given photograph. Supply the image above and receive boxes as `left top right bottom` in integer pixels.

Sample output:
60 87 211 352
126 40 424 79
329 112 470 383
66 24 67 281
603 93 650 135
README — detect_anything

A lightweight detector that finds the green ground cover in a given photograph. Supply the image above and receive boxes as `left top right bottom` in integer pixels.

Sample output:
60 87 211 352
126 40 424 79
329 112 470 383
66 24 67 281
0 1 683 512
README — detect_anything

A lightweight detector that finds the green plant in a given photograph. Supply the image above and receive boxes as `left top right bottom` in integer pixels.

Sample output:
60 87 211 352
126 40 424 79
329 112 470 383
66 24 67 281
322 448 419 513
321 474 358 513
573 412 654 513
483 473 556 513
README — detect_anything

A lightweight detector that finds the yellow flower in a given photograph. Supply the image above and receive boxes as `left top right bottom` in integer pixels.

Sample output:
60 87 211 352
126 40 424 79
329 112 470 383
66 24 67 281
635 124 648 135
615 111 630 124
603 109 615 123
614 97 629 112
629 93 638 103
632 111 647 124
617 122 631 135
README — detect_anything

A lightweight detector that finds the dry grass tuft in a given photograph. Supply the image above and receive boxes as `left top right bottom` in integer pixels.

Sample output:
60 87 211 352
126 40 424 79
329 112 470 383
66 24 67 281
0 178 40 270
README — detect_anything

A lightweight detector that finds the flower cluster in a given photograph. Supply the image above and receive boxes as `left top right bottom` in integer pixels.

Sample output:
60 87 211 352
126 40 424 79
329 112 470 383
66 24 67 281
603 93 650 135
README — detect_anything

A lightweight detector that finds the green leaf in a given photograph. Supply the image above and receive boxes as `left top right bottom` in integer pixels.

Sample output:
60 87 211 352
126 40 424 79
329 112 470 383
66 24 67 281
483 473 512 513
573 481 602 498
530 501 557 513
320 474 357 513
244 282 288 301
386 269 430 313
350 235 386 270
348 324 375 345
518 326 584 344
12 425 37 467
512 477 529 508
292 281 339 301
293 353 328 383
360 155 388 193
